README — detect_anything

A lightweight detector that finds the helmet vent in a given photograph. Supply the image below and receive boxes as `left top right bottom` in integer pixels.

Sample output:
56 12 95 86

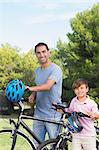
17 94 19 100
16 85 18 91
12 92 14 97
8 92 10 96
19 83 22 89
12 85 14 88
13 99 15 102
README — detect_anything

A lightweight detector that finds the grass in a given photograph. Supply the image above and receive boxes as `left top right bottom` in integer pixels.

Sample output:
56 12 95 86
0 111 98 150
0 114 72 150
0 114 34 150
0 103 34 149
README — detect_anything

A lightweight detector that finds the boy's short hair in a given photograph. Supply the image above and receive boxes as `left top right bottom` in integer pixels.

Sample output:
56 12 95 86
72 78 88 90
34 42 49 52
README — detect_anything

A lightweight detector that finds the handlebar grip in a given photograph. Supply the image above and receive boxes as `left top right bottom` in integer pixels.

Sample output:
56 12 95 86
52 103 66 112
78 112 90 118
25 88 30 92
52 104 90 118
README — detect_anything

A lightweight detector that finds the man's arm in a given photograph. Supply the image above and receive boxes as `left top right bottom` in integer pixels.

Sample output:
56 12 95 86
26 79 55 92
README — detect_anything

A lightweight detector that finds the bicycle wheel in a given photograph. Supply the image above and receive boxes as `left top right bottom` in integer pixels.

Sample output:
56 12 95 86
0 129 35 150
37 138 69 150
96 127 99 150
37 139 58 150
96 139 99 150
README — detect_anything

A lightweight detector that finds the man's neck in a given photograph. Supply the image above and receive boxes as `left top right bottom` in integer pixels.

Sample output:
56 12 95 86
41 60 52 69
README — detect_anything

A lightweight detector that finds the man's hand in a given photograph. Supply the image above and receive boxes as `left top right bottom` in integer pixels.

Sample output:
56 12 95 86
25 86 30 90
28 92 36 103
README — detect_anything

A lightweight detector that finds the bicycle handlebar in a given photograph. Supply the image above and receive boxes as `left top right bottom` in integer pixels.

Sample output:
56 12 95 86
52 103 66 112
52 103 90 118
77 112 90 118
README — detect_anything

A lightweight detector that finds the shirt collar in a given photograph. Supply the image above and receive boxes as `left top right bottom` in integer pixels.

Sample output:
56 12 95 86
75 95 89 105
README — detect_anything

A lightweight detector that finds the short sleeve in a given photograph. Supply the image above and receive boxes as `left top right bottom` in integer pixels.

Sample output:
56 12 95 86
91 101 99 114
48 66 62 83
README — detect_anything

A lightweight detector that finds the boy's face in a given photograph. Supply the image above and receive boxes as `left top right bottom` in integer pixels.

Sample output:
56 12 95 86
74 84 88 98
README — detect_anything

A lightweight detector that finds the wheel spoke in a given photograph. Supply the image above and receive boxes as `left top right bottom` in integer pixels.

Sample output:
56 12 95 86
0 130 34 150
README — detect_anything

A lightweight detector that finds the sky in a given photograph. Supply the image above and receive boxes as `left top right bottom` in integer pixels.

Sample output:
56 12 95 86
0 0 98 53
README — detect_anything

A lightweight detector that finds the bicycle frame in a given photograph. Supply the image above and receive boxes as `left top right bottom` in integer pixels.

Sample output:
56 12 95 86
7 101 65 150
10 116 42 144
1 101 98 150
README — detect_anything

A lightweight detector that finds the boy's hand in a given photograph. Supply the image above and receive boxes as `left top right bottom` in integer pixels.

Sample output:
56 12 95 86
87 111 96 120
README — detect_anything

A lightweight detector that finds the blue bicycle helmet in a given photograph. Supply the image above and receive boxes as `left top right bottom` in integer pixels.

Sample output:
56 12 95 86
5 79 25 102
67 112 83 133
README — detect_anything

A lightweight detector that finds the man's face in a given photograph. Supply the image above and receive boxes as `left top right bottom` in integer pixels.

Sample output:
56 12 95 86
35 45 50 64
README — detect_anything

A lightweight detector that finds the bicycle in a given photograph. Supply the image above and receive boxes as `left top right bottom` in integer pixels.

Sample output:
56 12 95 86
0 99 68 150
37 103 99 150
0 99 98 150
0 100 41 150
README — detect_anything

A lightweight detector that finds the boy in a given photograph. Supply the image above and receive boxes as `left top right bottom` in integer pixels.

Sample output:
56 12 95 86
66 78 99 150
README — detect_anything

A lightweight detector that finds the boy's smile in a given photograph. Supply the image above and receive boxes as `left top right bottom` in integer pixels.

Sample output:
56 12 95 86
74 84 88 101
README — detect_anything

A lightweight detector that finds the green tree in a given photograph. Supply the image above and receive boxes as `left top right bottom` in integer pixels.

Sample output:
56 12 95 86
22 49 38 86
0 43 23 89
0 44 38 89
57 4 99 103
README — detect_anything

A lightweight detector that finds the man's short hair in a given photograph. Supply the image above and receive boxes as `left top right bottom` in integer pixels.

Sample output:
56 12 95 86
35 42 49 52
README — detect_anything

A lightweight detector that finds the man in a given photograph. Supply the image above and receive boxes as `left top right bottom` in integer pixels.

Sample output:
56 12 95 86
26 42 62 142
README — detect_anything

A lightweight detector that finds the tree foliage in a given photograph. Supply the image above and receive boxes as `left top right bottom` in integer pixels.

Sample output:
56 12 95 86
0 43 38 89
22 49 38 85
0 43 23 88
57 4 99 103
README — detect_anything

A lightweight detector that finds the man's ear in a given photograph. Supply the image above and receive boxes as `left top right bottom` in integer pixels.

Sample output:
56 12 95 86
48 50 51 56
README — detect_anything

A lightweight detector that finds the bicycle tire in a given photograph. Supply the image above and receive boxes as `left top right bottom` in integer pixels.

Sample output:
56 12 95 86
96 139 99 150
96 127 99 150
0 129 35 150
37 138 58 150
37 138 69 150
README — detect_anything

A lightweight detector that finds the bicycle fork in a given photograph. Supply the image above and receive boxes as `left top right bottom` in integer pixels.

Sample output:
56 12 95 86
10 119 20 150
11 130 17 150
